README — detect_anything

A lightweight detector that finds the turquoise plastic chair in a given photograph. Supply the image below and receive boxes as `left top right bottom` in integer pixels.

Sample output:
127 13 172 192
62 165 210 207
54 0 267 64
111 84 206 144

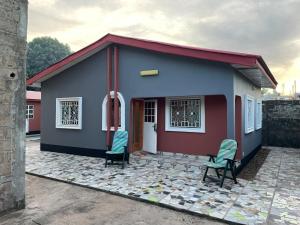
105 130 129 169
202 139 238 187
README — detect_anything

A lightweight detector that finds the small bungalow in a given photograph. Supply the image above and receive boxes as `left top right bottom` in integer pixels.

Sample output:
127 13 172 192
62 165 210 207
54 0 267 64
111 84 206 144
26 91 41 134
27 34 277 165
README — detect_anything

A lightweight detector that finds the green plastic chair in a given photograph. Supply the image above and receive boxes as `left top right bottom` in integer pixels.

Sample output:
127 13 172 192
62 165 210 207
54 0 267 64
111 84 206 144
105 130 129 169
202 139 238 187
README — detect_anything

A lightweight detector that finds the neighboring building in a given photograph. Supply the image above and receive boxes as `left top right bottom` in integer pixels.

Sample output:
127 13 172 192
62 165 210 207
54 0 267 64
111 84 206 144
27 34 277 165
26 91 41 134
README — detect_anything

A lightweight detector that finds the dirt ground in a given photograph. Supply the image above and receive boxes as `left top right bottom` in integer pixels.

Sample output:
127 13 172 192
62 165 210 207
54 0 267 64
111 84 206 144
0 175 225 225
238 148 270 180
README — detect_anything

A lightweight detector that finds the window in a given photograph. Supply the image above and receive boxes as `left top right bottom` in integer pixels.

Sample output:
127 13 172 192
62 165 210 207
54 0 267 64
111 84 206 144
245 95 255 133
256 99 262 130
26 105 34 119
144 101 156 123
56 97 82 129
165 96 205 133
102 91 125 131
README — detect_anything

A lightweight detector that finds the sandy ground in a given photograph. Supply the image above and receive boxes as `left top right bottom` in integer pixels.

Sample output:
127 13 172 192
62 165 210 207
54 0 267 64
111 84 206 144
0 175 225 225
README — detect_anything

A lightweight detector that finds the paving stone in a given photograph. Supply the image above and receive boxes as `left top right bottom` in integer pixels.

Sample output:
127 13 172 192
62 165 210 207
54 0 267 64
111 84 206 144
25 140 300 225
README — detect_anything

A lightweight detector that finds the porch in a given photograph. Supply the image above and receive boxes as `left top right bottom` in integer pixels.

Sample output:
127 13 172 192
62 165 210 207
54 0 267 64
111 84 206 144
26 138 300 224
129 95 242 158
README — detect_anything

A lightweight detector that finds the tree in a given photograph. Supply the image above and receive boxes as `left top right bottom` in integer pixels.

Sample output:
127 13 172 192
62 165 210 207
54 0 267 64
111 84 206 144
26 37 71 78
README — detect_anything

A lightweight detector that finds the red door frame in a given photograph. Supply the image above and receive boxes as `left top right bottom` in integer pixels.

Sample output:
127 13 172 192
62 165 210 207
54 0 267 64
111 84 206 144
235 95 242 159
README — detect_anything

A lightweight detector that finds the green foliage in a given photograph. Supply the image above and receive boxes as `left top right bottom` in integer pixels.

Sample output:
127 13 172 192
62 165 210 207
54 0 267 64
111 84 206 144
26 37 71 78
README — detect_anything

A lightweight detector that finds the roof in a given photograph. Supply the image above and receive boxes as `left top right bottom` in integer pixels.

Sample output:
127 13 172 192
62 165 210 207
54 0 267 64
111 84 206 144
26 91 41 101
27 33 277 88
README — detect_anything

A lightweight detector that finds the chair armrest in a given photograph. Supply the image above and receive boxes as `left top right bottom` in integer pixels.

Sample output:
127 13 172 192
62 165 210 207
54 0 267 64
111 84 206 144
224 158 237 163
207 154 216 162
107 145 112 151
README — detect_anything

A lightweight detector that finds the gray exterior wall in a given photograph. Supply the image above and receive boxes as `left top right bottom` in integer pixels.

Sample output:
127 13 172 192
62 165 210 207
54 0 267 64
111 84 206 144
234 72 262 158
41 50 107 150
41 44 262 156
118 46 235 139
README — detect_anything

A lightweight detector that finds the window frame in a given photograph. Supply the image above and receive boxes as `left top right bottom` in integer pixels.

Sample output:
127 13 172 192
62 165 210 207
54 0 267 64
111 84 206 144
245 95 255 134
26 105 34 119
102 91 125 131
55 97 83 130
165 96 205 133
255 99 262 130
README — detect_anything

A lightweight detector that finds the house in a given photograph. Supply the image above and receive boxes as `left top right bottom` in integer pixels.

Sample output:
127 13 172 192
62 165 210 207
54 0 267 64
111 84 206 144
27 34 277 166
26 91 41 134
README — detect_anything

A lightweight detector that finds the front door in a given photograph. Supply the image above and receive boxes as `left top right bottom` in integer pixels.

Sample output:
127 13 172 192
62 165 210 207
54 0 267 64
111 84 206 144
143 100 157 154
132 99 144 151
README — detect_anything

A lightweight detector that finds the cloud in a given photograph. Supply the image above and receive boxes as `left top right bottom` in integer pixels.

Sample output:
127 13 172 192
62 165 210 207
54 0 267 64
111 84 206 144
28 0 300 91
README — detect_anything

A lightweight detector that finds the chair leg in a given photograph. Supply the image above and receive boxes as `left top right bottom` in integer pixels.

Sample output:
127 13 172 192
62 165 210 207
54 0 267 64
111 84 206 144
230 162 238 184
127 154 130 164
215 169 220 178
122 153 126 169
105 156 108 168
220 164 228 188
203 167 209 181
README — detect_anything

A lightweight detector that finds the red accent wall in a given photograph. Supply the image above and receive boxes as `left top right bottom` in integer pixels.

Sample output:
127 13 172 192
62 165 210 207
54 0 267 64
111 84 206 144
27 100 41 132
235 96 242 159
157 95 227 155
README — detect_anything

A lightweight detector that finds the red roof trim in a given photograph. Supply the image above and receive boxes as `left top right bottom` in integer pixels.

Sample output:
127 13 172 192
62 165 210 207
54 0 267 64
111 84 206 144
257 57 278 85
27 33 277 86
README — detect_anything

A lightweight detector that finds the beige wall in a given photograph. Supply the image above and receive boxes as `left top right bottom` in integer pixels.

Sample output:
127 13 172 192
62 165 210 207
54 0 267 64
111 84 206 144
234 72 262 158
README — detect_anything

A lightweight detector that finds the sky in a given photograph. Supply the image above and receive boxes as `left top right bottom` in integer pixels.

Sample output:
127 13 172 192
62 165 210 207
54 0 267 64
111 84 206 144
28 0 300 94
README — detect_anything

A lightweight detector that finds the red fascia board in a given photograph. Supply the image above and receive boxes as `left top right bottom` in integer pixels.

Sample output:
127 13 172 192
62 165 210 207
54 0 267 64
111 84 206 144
27 33 272 85
109 35 258 67
256 57 278 86
27 34 112 85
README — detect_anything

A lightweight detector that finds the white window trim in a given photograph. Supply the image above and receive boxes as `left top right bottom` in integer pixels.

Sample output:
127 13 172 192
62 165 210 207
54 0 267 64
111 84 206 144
165 96 205 133
255 99 262 130
26 105 34 119
245 95 255 134
102 91 125 131
55 97 82 129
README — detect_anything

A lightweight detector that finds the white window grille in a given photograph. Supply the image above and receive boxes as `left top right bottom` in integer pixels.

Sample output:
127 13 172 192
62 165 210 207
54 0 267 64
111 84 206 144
256 99 262 130
102 91 125 131
56 97 82 129
26 105 34 119
245 95 255 133
165 96 205 133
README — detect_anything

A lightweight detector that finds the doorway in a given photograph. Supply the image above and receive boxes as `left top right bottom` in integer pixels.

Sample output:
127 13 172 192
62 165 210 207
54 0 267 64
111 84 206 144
132 99 157 154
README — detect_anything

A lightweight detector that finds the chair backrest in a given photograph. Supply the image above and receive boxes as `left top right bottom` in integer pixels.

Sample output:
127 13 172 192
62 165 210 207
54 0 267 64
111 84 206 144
111 130 128 153
215 139 237 165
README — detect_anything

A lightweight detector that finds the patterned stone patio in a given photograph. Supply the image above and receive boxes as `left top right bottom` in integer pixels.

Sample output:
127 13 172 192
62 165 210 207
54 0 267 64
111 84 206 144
26 139 300 225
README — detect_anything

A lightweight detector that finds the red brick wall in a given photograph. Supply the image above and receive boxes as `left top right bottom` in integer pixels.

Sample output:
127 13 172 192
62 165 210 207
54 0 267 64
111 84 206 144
157 95 227 155
27 100 41 132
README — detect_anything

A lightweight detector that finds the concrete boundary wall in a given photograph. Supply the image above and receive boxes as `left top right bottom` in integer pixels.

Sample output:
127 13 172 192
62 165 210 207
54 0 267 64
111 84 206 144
263 100 300 148
0 0 28 214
